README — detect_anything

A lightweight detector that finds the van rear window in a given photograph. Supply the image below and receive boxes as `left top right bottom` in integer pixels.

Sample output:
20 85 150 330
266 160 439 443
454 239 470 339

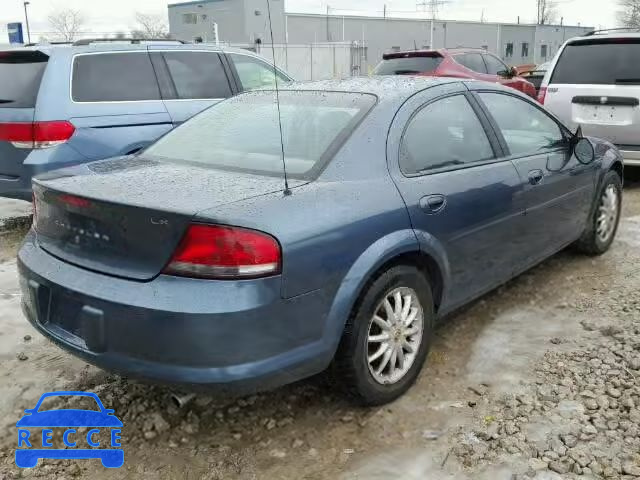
0 51 48 108
551 39 640 85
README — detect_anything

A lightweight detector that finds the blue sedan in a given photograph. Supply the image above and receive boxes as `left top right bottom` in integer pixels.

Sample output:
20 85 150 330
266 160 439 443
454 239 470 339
18 77 623 405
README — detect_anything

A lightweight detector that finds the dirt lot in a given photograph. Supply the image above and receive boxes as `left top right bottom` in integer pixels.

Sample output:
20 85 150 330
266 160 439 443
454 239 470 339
0 176 639 480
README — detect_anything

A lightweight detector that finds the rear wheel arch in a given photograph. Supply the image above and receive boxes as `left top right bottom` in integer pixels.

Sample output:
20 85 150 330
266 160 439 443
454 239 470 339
355 251 444 314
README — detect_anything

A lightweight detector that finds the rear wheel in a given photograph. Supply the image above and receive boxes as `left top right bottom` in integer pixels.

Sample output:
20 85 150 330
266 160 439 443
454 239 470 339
333 265 434 405
575 170 622 255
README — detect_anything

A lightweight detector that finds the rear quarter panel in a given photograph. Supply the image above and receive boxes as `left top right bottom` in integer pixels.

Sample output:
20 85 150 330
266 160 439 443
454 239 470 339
196 102 417 299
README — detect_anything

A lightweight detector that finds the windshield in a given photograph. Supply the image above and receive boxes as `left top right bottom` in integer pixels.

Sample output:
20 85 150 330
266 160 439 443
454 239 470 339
373 56 443 75
551 39 640 85
0 51 48 108
145 90 377 179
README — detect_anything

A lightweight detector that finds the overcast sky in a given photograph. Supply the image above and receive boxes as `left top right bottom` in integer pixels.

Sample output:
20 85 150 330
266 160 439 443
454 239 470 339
0 0 618 39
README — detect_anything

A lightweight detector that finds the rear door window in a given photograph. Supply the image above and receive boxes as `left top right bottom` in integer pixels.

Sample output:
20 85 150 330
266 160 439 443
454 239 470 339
551 39 640 85
72 52 161 102
454 53 487 73
0 51 48 108
400 95 495 174
161 51 232 99
373 56 443 75
228 54 290 91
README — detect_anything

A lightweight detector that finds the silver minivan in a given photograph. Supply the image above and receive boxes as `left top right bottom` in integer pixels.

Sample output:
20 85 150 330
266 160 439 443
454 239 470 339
540 29 640 165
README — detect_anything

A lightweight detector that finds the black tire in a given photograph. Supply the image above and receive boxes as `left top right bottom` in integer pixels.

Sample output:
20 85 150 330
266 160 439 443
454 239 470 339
333 265 434 406
574 170 622 255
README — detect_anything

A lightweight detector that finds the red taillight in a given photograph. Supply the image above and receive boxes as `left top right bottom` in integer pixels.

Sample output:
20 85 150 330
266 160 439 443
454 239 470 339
58 193 92 209
537 86 547 104
0 121 75 149
163 224 282 279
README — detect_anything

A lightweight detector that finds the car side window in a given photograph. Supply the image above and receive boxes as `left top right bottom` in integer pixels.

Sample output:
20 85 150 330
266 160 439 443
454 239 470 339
400 95 495 174
483 54 508 75
229 54 290 91
478 92 565 156
162 52 232 100
454 53 487 73
72 53 161 102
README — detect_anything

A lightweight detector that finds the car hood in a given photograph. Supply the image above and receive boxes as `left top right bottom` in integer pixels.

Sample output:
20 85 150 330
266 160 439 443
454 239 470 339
16 410 123 427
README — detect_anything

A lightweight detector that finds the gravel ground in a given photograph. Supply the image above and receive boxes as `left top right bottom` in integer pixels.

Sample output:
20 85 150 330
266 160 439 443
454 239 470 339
0 175 638 480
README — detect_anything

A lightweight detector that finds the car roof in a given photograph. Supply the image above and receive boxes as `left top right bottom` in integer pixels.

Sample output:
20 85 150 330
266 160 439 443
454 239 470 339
569 31 640 42
0 42 263 57
277 76 462 100
382 47 486 58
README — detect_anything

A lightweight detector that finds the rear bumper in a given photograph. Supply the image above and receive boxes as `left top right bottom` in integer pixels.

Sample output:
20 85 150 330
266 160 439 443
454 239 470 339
618 147 640 166
18 232 336 393
0 168 35 201
0 145 88 201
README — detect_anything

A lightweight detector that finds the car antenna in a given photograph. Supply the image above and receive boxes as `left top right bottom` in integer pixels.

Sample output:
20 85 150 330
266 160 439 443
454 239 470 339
266 0 292 196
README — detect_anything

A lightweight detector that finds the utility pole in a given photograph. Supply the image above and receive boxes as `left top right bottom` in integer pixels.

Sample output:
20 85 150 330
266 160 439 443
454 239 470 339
384 4 387 19
23 1 31 44
326 5 330 42
417 0 449 49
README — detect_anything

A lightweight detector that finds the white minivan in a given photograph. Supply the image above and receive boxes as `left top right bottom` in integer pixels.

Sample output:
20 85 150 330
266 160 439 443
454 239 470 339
540 29 640 165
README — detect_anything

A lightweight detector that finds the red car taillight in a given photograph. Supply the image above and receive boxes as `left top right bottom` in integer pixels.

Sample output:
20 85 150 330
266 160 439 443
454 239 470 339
163 224 282 279
537 86 547 104
0 121 75 149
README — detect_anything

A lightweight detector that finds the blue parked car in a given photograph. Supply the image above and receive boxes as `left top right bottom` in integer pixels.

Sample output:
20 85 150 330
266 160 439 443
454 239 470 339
18 77 622 405
0 39 292 201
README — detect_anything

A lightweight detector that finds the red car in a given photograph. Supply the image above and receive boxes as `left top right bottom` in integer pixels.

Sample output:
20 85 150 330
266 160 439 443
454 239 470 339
373 48 537 98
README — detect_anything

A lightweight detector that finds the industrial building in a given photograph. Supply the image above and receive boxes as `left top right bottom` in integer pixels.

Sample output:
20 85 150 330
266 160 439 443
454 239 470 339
168 0 592 71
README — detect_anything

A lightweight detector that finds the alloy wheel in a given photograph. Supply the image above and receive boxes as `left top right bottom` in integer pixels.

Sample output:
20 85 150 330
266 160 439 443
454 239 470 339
366 287 424 385
596 184 619 244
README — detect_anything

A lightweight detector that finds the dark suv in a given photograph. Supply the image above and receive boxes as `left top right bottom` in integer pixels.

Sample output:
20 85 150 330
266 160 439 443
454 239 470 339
373 48 537 98
0 39 292 200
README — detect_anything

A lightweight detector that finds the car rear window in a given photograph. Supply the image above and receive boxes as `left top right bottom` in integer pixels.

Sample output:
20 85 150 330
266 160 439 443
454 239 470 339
0 50 48 108
72 52 161 102
144 91 377 180
373 56 443 75
551 39 640 85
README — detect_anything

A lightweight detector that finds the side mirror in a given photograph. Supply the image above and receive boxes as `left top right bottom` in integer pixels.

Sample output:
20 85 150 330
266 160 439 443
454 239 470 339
498 66 517 78
574 137 595 165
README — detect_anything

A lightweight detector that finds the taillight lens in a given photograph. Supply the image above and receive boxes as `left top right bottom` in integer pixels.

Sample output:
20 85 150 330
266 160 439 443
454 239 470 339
0 121 75 149
163 224 281 279
537 86 547 104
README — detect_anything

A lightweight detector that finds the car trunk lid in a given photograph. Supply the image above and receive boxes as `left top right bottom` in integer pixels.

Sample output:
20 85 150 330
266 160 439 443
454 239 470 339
33 156 296 281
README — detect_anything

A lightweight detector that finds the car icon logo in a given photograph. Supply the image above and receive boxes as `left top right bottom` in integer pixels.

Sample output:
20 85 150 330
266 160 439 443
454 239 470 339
15 391 123 468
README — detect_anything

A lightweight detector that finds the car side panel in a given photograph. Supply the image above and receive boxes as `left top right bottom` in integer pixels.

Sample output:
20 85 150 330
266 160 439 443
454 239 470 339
385 83 526 312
